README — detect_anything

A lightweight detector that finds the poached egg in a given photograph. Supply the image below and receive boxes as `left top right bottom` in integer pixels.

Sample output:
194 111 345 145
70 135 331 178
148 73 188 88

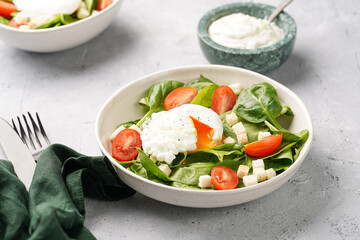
141 104 223 164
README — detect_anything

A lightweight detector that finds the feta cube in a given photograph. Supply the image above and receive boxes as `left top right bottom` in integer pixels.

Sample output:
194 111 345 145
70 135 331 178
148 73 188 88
129 124 142 134
223 136 236 144
252 159 264 169
228 83 242 95
236 132 248 144
158 164 171 176
198 175 212 188
225 112 239 126
110 126 125 142
150 155 157 163
265 168 277 180
253 168 266 182
237 165 250 179
243 175 258 187
77 8 90 19
258 131 271 141
232 122 246 135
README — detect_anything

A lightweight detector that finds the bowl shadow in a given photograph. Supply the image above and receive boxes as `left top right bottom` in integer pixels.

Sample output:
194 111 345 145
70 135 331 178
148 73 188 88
11 20 136 78
84 147 340 239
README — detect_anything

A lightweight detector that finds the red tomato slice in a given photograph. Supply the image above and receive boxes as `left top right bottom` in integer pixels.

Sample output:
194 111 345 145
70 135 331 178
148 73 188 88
211 166 239 190
211 86 236 115
96 0 113 11
0 0 17 18
244 135 282 157
112 129 142 162
164 86 198 111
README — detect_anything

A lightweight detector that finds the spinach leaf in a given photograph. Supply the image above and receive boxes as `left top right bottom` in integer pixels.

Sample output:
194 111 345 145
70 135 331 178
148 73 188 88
0 16 9 26
35 15 61 29
85 0 99 13
215 160 242 172
129 163 148 179
137 148 173 182
169 152 187 168
264 148 294 171
116 119 140 129
186 75 216 91
186 151 219 164
60 14 78 25
137 81 184 126
233 82 283 129
170 162 215 185
190 84 218 108
198 144 244 162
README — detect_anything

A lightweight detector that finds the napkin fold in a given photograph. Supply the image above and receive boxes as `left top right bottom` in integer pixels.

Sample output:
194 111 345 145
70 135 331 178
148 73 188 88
0 144 136 240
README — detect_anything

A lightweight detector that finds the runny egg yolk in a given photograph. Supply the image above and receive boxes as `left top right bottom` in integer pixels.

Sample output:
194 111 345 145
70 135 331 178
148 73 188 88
189 116 220 150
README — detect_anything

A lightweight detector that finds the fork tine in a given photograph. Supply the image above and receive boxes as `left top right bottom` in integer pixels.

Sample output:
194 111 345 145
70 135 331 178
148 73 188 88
17 116 29 148
11 119 24 142
22 114 36 150
28 112 42 148
36 112 50 145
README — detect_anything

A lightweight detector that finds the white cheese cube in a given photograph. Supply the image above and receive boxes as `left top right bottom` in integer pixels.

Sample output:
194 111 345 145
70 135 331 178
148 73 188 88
265 168 276 180
253 168 266 182
236 132 248 144
243 175 258 187
225 112 239 126
232 122 246 135
150 155 157 163
223 136 236 144
258 131 271 141
158 164 171 176
14 12 29 25
198 175 212 188
252 159 264 169
129 124 142 134
77 8 90 19
237 165 250 179
228 83 242 95
110 126 125 142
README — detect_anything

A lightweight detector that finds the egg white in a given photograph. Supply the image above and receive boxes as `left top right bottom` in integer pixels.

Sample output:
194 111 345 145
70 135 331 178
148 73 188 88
140 104 223 164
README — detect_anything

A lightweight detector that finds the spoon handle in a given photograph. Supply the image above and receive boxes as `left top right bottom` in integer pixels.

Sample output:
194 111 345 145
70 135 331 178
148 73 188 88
268 0 293 22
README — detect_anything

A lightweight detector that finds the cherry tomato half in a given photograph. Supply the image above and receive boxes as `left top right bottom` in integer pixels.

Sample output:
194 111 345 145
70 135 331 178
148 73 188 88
211 86 236 115
244 135 282 157
211 166 239 190
96 0 113 11
164 86 198 111
112 129 142 161
0 0 17 18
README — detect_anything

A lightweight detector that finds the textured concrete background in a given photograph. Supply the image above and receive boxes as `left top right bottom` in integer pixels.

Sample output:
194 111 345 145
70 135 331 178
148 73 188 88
0 0 359 239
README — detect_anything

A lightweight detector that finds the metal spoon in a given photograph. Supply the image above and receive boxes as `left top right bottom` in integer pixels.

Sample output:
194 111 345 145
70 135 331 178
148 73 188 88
268 0 293 22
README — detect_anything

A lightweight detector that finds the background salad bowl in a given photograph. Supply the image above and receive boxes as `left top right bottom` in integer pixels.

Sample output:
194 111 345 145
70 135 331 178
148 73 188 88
0 0 123 52
95 65 313 208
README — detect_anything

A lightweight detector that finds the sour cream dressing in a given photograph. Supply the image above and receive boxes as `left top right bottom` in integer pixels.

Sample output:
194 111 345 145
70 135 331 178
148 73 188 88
208 13 284 50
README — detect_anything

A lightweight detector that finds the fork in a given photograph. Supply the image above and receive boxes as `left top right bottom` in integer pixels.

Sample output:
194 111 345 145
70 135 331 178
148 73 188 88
12 112 51 160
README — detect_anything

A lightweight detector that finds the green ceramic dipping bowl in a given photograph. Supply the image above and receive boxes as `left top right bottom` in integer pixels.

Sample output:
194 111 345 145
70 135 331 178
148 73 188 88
198 2 297 73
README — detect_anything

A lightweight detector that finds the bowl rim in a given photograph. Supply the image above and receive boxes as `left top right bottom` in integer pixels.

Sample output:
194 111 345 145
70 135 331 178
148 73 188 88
198 2 297 55
0 0 121 33
95 65 314 196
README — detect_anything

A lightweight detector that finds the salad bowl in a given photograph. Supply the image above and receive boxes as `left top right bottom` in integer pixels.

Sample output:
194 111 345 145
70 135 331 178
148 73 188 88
95 65 313 208
0 0 123 52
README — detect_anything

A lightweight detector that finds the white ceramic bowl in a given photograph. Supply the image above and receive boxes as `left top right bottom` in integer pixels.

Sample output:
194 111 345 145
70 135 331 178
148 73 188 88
0 0 123 52
96 65 313 208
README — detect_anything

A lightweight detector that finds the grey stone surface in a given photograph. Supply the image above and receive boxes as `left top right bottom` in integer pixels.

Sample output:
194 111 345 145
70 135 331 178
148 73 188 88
0 0 359 239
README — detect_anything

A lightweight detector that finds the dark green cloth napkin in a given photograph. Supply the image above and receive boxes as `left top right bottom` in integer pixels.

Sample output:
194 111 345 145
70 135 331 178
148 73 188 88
0 144 136 240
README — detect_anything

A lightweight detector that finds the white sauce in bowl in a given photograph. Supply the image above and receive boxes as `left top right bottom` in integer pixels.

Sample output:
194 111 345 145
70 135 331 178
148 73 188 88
208 13 284 50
